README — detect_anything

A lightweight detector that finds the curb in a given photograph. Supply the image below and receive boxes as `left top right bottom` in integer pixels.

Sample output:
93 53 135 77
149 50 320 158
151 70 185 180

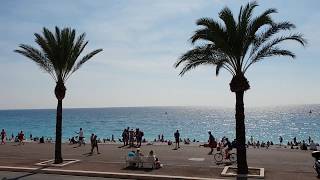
0 166 227 180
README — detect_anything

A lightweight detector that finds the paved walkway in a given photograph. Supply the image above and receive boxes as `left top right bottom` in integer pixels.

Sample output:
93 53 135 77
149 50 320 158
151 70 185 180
0 143 318 179
0 171 130 180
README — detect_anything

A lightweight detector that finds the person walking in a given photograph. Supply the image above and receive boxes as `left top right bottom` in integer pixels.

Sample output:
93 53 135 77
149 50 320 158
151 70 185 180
91 134 100 154
208 131 215 154
1 129 6 144
18 131 24 145
174 130 180 149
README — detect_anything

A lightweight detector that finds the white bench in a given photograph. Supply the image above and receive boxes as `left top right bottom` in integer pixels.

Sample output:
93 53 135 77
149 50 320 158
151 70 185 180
125 156 156 169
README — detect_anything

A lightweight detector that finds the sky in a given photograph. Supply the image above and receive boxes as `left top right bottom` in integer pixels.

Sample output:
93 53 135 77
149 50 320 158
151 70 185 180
0 0 319 109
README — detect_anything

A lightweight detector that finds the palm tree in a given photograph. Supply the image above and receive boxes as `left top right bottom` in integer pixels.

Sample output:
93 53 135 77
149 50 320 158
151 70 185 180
14 27 103 164
175 1 306 174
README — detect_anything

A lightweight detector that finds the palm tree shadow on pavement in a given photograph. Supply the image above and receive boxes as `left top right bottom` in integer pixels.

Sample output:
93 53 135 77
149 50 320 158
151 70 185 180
2 166 47 180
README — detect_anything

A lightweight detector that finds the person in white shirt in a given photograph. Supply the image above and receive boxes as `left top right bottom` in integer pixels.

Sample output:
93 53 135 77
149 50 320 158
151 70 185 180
76 128 85 146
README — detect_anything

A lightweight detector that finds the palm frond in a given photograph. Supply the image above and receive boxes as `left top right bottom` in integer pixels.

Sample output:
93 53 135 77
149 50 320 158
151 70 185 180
175 45 234 76
219 7 236 38
15 26 103 83
249 22 296 58
71 49 103 74
62 33 87 80
192 18 226 44
14 44 57 81
177 1 306 78
244 34 306 72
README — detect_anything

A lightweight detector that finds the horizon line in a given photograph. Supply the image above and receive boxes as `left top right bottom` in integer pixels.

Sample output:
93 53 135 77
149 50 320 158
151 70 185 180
0 103 319 111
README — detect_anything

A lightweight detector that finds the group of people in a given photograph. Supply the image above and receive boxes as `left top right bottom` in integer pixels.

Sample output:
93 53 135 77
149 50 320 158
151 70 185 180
285 136 318 150
206 132 234 158
68 128 101 154
248 136 274 149
90 133 100 154
247 135 319 151
127 149 162 169
69 128 85 146
1 129 25 145
122 127 144 147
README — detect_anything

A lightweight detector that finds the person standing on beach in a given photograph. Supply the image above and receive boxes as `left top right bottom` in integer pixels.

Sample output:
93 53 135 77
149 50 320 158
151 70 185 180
208 131 215 154
1 129 6 144
122 129 127 146
77 128 85 146
279 136 283 146
18 131 24 145
136 128 143 147
90 133 94 152
129 129 134 147
174 130 180 149
135 128 140 147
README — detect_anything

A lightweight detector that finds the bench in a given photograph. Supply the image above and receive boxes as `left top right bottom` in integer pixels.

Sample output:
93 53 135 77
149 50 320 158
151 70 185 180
125 156 156 169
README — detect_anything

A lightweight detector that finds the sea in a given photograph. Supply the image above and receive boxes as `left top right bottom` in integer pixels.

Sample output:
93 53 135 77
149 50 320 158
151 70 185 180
0 105 319 144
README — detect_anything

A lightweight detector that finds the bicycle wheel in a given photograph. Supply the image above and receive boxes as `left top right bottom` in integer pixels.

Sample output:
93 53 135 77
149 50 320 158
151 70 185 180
229 153 237 162
214 153 223 162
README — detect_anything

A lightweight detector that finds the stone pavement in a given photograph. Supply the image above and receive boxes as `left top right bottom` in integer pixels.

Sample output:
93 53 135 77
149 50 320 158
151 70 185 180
0 143 318 179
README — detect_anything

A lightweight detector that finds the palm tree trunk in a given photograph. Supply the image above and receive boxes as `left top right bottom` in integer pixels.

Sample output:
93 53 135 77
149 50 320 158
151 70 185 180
54 99 63 164
235 91 248 174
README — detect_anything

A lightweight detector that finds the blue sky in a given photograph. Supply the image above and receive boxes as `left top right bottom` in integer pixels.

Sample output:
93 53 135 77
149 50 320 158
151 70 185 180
0 0 319 109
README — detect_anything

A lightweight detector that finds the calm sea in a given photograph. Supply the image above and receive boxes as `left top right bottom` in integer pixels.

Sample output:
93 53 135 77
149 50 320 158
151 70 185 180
0 105 319 143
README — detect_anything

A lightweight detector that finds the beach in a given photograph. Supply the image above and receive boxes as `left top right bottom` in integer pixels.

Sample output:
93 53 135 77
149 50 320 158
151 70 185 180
1 105 320 144
0 142 318 179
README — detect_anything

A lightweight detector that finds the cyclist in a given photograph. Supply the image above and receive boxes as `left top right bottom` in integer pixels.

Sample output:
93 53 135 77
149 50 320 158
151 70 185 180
224 138 232 159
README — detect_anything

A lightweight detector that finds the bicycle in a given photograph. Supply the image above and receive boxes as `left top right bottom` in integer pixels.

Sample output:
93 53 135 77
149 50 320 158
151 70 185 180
214 149 237 163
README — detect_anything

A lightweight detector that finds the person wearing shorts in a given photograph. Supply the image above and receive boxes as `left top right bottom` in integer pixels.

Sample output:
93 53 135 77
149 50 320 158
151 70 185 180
77 128 84 146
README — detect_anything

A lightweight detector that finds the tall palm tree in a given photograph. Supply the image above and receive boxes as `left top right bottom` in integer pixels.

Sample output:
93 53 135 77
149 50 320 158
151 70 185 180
14 27 103 164
175 1 306 174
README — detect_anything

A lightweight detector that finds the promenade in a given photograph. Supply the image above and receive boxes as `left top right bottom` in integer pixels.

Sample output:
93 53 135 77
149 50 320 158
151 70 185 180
0 142 318 179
